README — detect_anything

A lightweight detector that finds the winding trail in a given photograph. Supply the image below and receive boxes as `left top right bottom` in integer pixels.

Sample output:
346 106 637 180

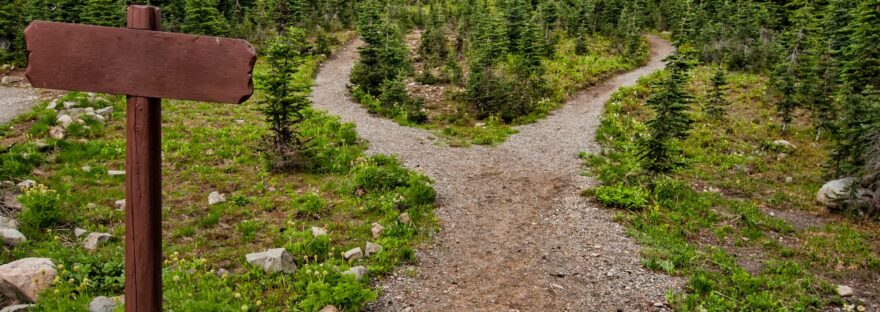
311 36 680 311
0 86 38 124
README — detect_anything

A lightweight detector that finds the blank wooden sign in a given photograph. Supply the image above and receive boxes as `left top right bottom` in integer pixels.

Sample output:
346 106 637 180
24 21 257 104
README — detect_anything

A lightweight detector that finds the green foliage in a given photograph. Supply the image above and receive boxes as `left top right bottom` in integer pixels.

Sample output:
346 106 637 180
292 192 326 217
704 67 729 120
181 0 228 36
81 0 123 27
594 184 648 210
350 0 412 96
18 184 65 233
828 87 880 175
257 27 313 172
639 50 695 176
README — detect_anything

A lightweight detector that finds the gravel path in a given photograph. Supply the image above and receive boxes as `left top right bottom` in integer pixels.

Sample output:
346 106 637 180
0 86 38 124
311 36 681 311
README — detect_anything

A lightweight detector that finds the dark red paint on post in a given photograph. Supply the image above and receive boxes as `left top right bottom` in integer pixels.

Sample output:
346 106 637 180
22 5 256 310
124 7 163 312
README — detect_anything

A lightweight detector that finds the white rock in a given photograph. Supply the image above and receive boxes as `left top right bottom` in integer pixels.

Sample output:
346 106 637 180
0 216 19 230
46 100 58 110
245 248 297 273
62 101 76 109
365 242 383 256
107 170 125 176
343 247 363 260
708 187 722 193
785 176 793 183
83 232 112 251
837 285 854 297
16 180 35 191
311 227 327 237
0 304 34 312
318 305 339 312
398 212 411 224
0 228 26 246
114 199 125 210
48 126 65 140
208 191 226 205
772 140 797 150
0 258 57 302
56 115 73 128
371 222 384 239
81 166 91 173
816 177 860 209
74 228 88 238
0 76 23 85
343 266 368 280
95 107 113 118
89 295 122 312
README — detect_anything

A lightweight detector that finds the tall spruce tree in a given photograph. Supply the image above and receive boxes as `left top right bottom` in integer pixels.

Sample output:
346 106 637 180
350 0 411 96
639 50 696 176
704 67 729 120
182 0 228 36
770 0 821 133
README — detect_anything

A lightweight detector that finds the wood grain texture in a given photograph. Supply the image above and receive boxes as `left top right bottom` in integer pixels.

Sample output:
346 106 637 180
24 19 256 104
125 6 163 312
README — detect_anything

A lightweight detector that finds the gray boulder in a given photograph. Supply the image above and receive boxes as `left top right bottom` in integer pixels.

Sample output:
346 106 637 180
74 228 88 238
83 232 112 251
816 177 872 209
343 247 363 260
48 126 65 140
343 266 368 280
208 191 226 205
771 140 797 150
16 180 35 191
89 296 122 312
371 222 384 239
0 229 26 246
365 242 383 257
0 216 19 230
0 304 33 312
245 248 296 273
0 258 57 302
311 227 327 237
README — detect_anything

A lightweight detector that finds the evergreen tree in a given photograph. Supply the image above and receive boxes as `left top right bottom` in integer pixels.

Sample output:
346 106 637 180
517 14 545 70
82 0 123 27
350 0 411 96
770 0 821 133
704 67 729 120
504 0 530 54
418 4 449 67
829 87 880 175
639 50 696 176
182 0 228 36
258 27 311 171
841 0 880 92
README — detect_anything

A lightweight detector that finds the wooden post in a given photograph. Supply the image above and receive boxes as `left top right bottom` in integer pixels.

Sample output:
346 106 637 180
125 6 163 312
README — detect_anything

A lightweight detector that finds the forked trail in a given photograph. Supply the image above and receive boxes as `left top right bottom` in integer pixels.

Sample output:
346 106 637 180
311 36 679 311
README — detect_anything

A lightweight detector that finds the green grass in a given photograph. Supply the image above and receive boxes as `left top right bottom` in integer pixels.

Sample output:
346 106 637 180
585 66 880 310
0 32 438 311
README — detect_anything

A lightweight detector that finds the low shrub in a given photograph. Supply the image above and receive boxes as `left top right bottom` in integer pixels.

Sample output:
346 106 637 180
18 184 65 232
594 184 649 210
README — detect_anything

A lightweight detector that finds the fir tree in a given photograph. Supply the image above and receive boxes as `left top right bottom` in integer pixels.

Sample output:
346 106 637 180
704 67 729 120
771 0 821 133
418 4 449 67
182 0 228 36
350 0 411 96
258 27 311 171
81 0 123 27
639 50 696 176
841 0 880 92
829 87 880 175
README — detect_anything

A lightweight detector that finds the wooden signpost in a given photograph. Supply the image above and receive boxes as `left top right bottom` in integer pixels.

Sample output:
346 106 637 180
24 5 256 311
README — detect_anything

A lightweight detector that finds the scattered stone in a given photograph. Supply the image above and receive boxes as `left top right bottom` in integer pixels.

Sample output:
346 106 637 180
371 222 384 239
208 191 226 205
95 107 113 118
83 232 112 251
114 199 125 210
776 153 788 161
318 305 339 312
56 114 73 128
343 247 363 260
785 176 793 184
46 100 58 110
81 166 91 173
343 266 368 280
0 304 34 312
0 228 26 246
0 258 57 302
234 119 245 124
365 242 383 256
0 216 19 230
16 180 35 191
771 140 797 150
107 170 125 177
74 228 88 238
48 126 65 140
398 212 411 224
1 76 23 85
89 296 121 312
245 248 297 273
837 285 854 297
62 101 76 109
707 187 722 193
311 226 327 237
215 268 229 277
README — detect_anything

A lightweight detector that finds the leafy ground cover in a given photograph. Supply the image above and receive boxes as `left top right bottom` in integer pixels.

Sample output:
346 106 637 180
0 33 438 311
355 33 648 147
584 66 880 310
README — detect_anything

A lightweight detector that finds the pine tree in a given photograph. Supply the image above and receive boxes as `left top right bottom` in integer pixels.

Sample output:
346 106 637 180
350 0 411 96
504 0 530 54
0 0 22 64
517 14 545 70
841 0 880 92
81 0 123 27
704 67 729 120
258 27 311 171
418 4 449 67
829 87 880 175
182 0 228 36
770 0 821 133
639 50 696 176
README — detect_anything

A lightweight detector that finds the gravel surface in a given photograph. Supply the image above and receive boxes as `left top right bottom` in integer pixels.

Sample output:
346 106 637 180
0 86 38 124
311 36 681 311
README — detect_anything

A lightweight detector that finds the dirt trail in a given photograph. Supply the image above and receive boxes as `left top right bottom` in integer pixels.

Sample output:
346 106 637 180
0 86 38 124
311 36 680 311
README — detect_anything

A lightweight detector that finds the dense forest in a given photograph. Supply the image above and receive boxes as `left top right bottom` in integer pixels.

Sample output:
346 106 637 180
1 0 879 310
